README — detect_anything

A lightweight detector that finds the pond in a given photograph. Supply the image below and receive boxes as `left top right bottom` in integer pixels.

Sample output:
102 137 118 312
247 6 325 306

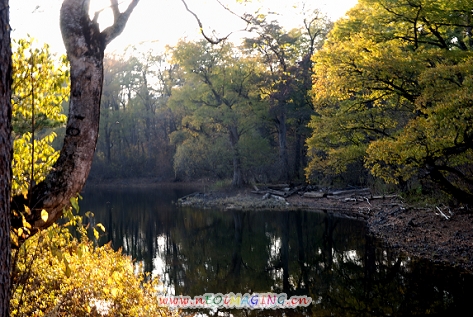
80 184 473 316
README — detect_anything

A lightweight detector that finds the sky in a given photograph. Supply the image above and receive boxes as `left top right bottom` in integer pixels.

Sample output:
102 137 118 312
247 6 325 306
10 0 358 54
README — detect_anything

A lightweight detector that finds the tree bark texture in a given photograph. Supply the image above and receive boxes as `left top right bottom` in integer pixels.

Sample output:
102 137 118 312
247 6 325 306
277 110 290 182
11 0 139 235
229 125 242 187
0 0 12 314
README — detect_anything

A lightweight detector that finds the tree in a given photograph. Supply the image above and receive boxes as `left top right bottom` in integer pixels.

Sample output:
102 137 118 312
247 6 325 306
243 11 331 181
306 0 473 201
11 0 140 236
92 51 178 180
2 1 139 315
0 0 13 313
170 40 264 186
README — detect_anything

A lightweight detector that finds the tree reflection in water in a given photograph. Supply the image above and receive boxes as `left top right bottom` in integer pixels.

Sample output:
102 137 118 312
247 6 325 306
81 186 473 316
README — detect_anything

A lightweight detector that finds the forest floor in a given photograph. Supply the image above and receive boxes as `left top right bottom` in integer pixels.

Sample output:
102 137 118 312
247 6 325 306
177 185 473 274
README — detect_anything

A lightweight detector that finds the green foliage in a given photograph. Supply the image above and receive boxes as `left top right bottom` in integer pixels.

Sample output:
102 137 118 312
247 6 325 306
307 0 473 201
173 134 233 180
89 13 331 185
92 51 177 180
169 40 268 185
242 12 332 181
238 131 276 180
10 198 172 317
209 178 233 191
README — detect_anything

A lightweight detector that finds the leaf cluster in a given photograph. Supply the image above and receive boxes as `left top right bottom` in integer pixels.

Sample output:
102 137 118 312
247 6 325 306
307 0 473 201
10 198 173 317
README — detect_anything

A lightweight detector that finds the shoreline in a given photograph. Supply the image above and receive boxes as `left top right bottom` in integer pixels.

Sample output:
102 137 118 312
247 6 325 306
177 187 473 274
83 179 473 274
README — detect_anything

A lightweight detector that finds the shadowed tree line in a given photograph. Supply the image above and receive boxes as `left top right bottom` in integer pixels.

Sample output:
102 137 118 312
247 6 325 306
90 0 473 205
89 9 332 187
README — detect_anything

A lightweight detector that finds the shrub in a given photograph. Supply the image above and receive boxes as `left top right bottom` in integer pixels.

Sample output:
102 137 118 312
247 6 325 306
10 198 174 317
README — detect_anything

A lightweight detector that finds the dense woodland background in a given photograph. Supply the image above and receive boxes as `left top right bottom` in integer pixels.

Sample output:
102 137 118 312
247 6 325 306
82 11 330 187
35 0 472 204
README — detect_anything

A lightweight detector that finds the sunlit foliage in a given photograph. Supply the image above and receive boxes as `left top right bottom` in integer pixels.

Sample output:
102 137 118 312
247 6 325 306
9 39 172 316
10 198 172 317
11 37 68 197
307 0 473 201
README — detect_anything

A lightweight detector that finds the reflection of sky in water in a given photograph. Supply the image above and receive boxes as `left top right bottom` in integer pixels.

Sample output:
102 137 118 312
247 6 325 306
267 235 283 291
153 235 175 295
80 187 473 316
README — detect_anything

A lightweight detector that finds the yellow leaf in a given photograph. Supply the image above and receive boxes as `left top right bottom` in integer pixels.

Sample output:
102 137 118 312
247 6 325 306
96 223 105 232
65 265 71 278
10 232 19 247
21 215 31 229
64 258 71 278
41 209 48 222
70 197 80 212
111 288 119 297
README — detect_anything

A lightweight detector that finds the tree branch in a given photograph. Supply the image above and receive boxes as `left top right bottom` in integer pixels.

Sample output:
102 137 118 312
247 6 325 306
180 0 230 44
102 0 140 46
11 0 140 240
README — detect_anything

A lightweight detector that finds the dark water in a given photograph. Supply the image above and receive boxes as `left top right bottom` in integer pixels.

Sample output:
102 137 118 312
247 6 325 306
80 185 473 316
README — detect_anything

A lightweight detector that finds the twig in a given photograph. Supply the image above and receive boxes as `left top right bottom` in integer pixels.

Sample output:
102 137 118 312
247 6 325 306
435 206 450 220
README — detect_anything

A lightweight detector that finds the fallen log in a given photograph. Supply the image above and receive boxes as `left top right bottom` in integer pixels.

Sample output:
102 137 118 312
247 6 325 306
178 192 202 201
267 184 290 189
266 189 287 197
251 190 265 195
254 188 300 198
283 186 304 198
303 191 326 198
370 195 400 200
251 189 286 197
330 188 370 196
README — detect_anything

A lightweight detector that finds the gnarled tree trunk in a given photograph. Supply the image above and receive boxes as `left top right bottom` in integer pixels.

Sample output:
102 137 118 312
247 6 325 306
11 0 139 236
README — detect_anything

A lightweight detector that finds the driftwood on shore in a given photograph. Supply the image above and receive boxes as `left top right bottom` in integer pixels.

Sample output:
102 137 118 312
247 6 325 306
252 184 401 205
252 185 373 198
251 184 303 198
303 191 326 198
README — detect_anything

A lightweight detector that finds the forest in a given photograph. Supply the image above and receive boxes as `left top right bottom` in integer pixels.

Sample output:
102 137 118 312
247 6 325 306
86 9 330 187
79 0 473 204
2 0 473 315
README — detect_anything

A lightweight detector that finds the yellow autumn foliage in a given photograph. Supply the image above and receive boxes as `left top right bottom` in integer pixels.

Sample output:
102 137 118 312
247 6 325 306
307 0 473 200
10 203 173 317
9 38 174 316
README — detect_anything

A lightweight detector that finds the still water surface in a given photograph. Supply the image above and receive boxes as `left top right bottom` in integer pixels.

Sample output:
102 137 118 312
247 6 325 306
80 185 473 316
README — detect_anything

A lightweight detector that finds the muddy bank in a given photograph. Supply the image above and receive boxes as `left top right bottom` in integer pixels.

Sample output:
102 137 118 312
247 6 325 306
178 188 473 274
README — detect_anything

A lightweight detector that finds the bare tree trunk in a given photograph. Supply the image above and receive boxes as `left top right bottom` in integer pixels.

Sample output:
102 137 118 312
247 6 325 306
277 111 290 182
229 125 242 187
11 0 139 235
0 0 12 314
